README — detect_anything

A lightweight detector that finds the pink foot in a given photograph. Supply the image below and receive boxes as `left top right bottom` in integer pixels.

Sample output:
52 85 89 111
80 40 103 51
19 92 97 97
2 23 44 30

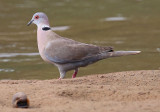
72 69 78 78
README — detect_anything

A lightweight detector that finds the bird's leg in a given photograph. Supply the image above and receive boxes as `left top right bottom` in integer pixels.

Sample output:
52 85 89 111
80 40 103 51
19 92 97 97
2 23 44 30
59 69 66 79
72 68 78 78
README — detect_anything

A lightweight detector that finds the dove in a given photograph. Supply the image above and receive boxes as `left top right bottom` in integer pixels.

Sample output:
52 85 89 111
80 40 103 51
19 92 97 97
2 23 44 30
27 12 141 79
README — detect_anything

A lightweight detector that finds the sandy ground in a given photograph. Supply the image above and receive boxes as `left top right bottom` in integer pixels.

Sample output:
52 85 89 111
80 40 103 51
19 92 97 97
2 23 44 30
0 70 160 112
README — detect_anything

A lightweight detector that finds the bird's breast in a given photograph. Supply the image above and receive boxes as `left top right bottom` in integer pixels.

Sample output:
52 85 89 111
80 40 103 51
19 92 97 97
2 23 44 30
37 29 51 63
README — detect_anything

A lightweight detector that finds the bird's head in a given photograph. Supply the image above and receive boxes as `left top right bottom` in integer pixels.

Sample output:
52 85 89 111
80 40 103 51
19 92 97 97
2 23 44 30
27 12 50 27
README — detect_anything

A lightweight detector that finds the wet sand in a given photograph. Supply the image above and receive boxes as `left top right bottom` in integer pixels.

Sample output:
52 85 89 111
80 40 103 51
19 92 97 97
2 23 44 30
0 70 160 112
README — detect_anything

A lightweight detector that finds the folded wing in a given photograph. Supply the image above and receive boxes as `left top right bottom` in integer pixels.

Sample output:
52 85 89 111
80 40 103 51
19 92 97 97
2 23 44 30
44 38 113 64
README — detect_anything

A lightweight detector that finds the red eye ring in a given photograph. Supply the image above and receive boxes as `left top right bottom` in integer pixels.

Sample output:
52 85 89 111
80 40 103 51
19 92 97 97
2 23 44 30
35 15 39 19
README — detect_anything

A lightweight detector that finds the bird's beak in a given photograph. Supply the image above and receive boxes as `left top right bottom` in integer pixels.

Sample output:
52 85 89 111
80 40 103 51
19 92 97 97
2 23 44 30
27 20 34 26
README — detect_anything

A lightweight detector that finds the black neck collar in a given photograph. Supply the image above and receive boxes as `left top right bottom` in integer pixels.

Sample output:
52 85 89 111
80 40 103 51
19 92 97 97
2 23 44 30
42 27 51 31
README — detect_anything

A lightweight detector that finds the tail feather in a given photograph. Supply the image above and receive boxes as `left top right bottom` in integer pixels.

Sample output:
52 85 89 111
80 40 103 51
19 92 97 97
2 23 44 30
110 51 141 57
100 51 141 59
77 51 141 68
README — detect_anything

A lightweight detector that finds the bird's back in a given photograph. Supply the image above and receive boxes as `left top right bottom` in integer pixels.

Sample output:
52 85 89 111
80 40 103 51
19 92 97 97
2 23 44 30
43 30 114 68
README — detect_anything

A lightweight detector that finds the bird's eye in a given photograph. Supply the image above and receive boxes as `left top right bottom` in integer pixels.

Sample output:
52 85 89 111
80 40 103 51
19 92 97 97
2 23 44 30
35 15 39 19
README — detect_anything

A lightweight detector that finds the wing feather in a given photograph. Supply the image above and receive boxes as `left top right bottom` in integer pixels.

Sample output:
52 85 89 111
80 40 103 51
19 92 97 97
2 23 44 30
44 38 113 64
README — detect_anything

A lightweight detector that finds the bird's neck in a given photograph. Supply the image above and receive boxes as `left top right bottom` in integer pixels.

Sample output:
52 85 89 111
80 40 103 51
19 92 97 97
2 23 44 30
37 24 60 61
37 23 50 29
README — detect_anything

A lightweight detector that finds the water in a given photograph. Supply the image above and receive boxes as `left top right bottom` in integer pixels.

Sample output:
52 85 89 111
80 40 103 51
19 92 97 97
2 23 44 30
104 16 127 21
0 0 160 79
51 26 70 31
